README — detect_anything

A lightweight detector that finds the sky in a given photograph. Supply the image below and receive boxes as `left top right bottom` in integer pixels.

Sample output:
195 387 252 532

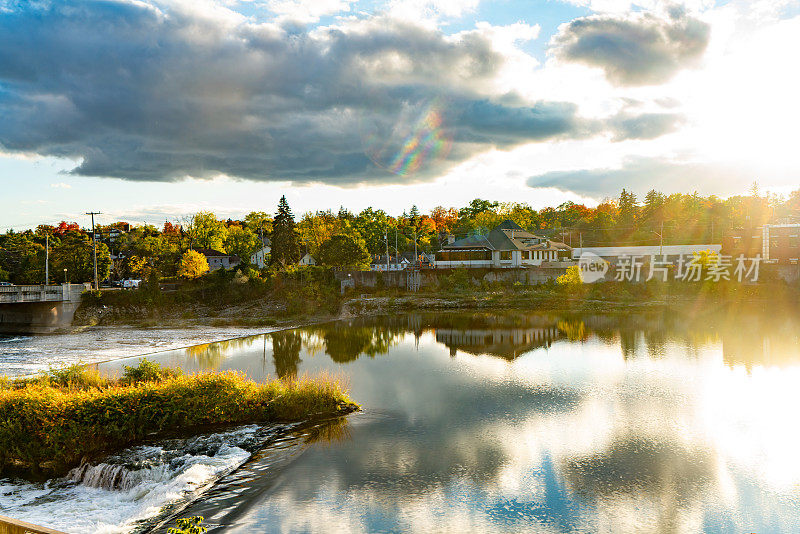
1 0 799 230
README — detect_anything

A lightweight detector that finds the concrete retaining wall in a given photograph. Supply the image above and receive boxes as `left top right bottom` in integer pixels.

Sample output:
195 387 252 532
333 267 569 290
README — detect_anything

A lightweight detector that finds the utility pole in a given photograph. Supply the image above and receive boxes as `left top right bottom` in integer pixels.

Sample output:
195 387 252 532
86 211 102 290
45 233 49 285
414 228 418 266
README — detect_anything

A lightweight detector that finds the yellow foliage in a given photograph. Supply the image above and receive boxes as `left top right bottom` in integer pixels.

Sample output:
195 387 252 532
178 250 210 279
557 265 583 285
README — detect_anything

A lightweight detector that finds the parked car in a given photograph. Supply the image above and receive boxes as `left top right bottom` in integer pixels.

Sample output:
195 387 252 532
122 279 142 289
0 281 12 286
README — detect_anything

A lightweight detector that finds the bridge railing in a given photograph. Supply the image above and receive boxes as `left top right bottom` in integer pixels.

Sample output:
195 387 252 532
0 284 88 304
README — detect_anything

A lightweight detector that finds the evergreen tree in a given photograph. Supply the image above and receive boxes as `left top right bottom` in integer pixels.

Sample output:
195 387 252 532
617 189 639 228
270 196 300 267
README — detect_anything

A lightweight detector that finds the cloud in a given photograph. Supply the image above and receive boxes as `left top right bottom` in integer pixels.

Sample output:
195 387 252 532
608 111 684 141
266 0 356 24
526 157 756 197
386 0 481 22
0 1 675 186
50 182 72 189
551 6 711 85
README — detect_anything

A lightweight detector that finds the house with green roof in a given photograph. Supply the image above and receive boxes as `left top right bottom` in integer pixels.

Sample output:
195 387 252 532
435 220 572 268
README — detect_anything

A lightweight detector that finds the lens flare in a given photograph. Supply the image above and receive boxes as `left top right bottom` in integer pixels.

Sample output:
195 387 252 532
361 98 453 177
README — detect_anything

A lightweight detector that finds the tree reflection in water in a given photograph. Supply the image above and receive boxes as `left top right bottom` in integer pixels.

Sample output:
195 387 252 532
271 331 302 379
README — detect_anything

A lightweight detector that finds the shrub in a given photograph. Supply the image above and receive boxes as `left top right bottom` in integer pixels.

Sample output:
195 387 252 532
557 265 582 286
0 364 357 476
46 364 106 389
120 358 180 385
439 269 472 292
168 516 207 534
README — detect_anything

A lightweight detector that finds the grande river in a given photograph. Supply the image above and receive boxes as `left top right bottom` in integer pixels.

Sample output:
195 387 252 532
2 310 800 533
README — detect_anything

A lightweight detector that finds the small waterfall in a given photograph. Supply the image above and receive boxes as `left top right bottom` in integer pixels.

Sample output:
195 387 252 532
68 461 174 491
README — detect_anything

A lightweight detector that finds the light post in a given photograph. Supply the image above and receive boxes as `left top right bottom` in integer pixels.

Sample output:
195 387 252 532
63 268 68 284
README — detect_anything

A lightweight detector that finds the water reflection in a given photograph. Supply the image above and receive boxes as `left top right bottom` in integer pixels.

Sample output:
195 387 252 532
271 331 302 379
94 310 800 533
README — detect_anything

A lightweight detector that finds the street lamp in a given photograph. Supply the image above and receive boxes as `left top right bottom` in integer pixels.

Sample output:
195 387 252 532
63 268 68 284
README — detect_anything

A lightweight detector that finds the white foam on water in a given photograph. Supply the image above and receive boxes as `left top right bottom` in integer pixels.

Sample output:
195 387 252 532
0 426 263 534
0 336 32 344
0 326 274 377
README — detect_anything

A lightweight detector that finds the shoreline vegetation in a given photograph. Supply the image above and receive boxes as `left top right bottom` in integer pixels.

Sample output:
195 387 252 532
73 265 799 330
0 359 358 478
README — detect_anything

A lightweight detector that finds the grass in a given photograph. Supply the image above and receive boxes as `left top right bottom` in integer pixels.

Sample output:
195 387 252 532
0 360 358 476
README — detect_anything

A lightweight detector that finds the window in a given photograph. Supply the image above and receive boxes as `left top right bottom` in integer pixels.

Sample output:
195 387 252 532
436 249 492 262
500 251 512 260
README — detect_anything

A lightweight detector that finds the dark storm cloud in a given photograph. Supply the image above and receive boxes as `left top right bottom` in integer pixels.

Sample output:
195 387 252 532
0 1 680 184
551 6 710 86
527 157 754 197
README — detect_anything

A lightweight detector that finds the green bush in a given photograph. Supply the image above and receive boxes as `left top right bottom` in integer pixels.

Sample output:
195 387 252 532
46 364 106 389
120 358 180 385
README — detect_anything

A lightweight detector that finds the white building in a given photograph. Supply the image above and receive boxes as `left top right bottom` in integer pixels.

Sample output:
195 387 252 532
573 244 722 264
250 244 271 269
370 255 410 271
195 249 241 271
299 253 317 266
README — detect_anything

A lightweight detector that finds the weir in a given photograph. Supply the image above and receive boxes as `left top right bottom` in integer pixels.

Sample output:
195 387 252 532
0 515 67 534
0 284 89 334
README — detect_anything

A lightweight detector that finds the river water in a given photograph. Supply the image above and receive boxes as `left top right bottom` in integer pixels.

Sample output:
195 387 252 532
3 311 800 533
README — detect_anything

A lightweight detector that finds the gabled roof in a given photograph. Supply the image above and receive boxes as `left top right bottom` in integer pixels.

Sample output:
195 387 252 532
495 220 524 231
442 220 572 252
193 248 229 257
444 233 495 250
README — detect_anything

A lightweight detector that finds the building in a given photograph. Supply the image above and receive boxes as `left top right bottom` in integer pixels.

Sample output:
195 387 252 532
435 326 562 359
371 255 410 271
299 253 317 266
722 224 800 263
573 244 722 265
194 248 241 271
250 238 271 269
435 220 571 268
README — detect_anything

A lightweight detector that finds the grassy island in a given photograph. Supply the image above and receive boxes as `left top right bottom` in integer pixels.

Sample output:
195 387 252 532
0 360 357 477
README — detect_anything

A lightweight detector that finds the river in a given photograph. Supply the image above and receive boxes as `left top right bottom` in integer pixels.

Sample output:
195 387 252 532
2 310 800 533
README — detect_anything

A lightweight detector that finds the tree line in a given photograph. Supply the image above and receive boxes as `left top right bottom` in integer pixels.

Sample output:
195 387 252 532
1 185 798 284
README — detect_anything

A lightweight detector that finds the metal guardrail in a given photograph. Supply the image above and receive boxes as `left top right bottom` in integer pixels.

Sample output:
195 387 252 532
0 515 67 534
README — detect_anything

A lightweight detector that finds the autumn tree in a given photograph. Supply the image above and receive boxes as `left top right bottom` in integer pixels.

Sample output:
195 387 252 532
224 226 262 264
318 234 371 268
244 211 273 237
51 232 111 283
297 210 344 255
177 250 209 279
0 232 45 284
270 196 300 267
187 211 227 251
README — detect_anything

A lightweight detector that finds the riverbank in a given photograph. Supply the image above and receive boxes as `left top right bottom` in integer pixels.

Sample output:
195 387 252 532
0 360 357 478
75 276 798 330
